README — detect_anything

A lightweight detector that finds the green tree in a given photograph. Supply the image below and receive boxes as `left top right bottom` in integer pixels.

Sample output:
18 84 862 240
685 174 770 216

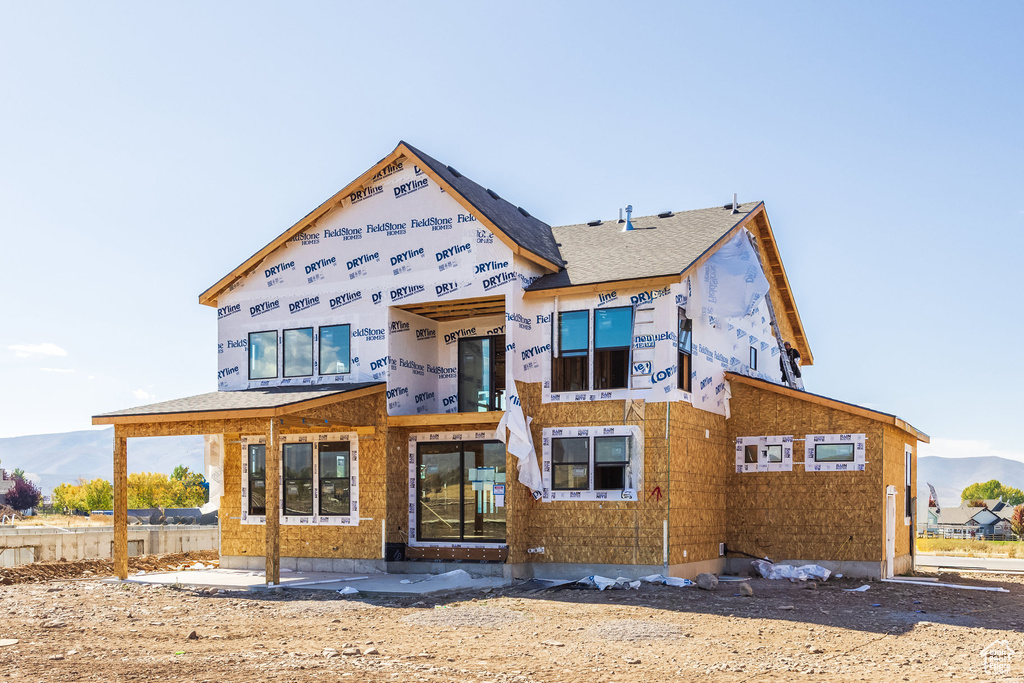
961 480 1024 505
12 468 24 479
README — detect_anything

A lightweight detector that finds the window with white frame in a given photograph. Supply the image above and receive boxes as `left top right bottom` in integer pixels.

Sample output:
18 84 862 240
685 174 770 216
240 433 359 526
541 425 642 501
735 435 793 472
804 433 867 472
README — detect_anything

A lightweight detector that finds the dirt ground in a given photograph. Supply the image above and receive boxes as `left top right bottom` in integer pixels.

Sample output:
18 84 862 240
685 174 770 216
1 556 1023 682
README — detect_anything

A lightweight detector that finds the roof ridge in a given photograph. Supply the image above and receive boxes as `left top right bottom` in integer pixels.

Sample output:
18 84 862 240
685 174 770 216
554 201 765 229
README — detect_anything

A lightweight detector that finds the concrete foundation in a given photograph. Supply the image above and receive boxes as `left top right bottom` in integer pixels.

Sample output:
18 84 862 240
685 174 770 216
725 557 883 580
220 554 386 574
0 525 217 565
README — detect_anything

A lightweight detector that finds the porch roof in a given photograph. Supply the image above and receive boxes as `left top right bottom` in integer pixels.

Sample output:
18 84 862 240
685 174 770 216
92 383 385 425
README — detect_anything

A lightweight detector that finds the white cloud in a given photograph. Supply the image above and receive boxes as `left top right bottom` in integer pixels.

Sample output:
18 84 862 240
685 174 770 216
39 367 74 373
8 343 68 359
919 438 1024 464
132 389 157 402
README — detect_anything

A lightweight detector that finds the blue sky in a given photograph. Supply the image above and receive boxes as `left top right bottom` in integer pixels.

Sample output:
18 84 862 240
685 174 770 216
1 2 1021 463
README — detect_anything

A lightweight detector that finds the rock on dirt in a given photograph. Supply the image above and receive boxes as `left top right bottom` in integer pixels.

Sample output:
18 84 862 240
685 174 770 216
739 582 754 597
696 573 718 591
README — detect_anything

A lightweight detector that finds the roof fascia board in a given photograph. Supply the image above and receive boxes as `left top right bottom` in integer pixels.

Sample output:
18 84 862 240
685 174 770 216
395 143 560 273
725 372 930 443
521 274 680 299
199 147 408 307
91 384 386 425
750 206 814 365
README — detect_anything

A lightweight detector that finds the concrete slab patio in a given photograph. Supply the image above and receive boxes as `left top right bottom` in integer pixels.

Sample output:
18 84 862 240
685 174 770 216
106 567 510 595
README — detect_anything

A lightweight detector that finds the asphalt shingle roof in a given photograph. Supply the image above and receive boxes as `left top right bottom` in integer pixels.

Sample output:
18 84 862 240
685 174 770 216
401 142 565 268
93 383 383 419
527 203 762 291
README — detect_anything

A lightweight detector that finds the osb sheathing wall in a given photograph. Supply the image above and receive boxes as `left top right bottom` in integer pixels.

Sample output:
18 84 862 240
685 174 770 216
883 423 916 560
216 392 388 561
667 401 731 567
506 382 671 567
725 381 893 565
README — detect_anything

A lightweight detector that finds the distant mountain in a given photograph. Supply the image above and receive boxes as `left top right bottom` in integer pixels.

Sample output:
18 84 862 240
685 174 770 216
0 428 204 496
918 455 1024 515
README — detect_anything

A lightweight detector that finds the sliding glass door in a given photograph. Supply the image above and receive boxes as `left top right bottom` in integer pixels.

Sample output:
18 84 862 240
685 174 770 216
417 440 506 543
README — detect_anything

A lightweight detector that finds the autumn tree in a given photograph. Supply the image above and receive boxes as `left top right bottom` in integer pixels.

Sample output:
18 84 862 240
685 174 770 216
961 480 1024 505
5 476 41 511
1012 505 1024 539
52 482 88 514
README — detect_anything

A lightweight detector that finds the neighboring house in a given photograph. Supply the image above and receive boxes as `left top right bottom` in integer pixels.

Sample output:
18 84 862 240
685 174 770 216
0 469 15 507
94 141 928 582
933 499 1018 538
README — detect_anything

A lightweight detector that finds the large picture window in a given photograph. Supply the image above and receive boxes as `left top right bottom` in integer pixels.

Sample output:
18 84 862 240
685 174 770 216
282 442 314 516
248 330 278 380
248 444 266 516
284 327 313 378
552 311 588 392
318 441 351 516
678 308 692 392
319 324 351 375
594 307 632 389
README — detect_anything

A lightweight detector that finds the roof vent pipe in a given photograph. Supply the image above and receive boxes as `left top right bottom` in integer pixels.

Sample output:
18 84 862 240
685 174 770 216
618 208 624 223
731 193 739 214
622 205 635 232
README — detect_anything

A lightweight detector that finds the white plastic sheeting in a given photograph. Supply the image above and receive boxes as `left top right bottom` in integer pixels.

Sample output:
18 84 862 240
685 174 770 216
751 560 831 581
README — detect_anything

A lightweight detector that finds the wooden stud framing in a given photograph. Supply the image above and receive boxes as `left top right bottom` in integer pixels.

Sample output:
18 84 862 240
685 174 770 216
397 295 506 322
265 418 281 585
113 428 128 580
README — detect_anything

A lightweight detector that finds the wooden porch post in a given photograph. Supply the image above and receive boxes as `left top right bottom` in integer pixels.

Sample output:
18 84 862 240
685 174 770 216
265 419 280 585
113 428 128 580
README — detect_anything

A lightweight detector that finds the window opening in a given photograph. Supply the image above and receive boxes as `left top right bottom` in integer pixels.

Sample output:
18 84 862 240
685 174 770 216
318 441 351 516
282 442 314 516
248 444 266 515
458 335 506 412
248 330 278 380
552 311 588 392
678 308 693 392
594 307 632 389
551 437 590 490
284 327 313 378
319 324 351 375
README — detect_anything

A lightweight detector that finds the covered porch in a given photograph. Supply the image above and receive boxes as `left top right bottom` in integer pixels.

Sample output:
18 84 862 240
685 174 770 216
92 383 385 586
